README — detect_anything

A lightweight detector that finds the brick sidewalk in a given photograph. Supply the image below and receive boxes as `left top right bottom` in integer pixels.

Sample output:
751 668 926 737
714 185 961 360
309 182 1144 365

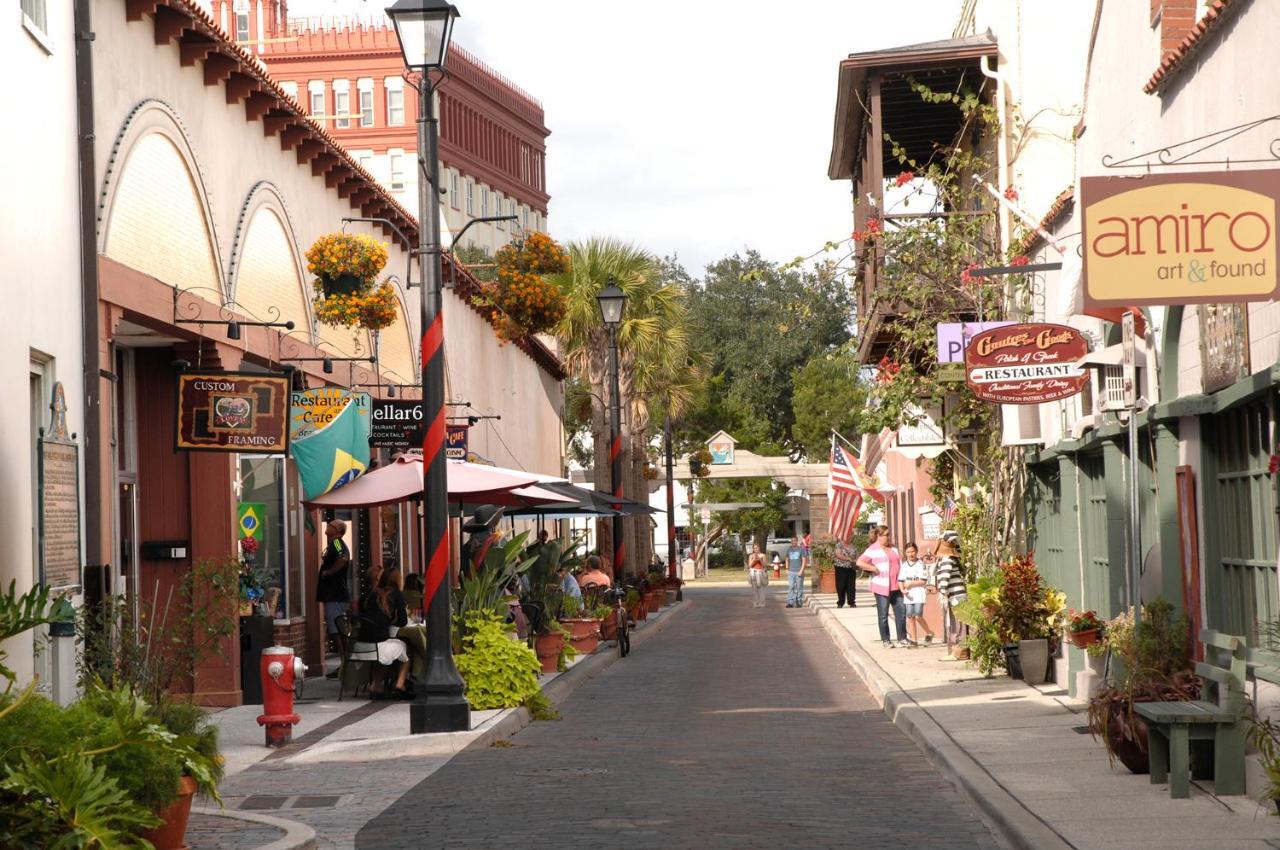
355 586 998 849
810 593 1280 850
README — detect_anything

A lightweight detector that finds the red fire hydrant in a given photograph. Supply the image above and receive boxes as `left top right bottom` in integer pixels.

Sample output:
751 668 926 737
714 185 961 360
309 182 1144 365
256 645 304 747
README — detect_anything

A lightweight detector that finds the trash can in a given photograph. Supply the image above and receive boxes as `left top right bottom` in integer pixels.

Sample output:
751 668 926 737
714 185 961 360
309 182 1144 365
239 615 275 705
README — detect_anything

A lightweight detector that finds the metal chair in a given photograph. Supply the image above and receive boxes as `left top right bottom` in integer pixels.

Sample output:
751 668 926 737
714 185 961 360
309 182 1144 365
334 614 379 701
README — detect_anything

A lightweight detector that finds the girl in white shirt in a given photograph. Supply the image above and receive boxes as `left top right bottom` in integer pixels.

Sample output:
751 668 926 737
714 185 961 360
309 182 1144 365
899 542 934 646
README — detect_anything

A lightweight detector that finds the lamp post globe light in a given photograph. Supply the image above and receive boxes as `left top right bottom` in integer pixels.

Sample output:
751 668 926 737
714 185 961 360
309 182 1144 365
386 0 469 734
596 282 627 580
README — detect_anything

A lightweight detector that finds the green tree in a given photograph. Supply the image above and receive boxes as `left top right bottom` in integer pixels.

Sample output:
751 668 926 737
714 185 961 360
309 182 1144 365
790 345 870 460
685 250 852 456
551 238 696 574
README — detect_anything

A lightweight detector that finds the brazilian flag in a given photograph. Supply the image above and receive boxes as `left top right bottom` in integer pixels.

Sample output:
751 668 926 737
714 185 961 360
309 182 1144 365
292 396 370 500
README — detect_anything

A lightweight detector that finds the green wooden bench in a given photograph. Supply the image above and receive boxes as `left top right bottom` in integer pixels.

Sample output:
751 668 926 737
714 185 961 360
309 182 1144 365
1134 629 1246 798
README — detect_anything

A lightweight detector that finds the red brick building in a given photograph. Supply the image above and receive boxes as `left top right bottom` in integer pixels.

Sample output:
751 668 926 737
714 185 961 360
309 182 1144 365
211 0 550 254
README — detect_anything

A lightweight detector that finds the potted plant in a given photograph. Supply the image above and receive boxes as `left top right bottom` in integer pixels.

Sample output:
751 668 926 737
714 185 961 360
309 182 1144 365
1087 598 1199 774
626 588 645 623
810 536 838 593
595 603 618 641
1065 608 1105 648
306 232 388 296
987 554 1063 685
645 572 667 609
559 594 601 655
476 231 571 342
142 699 226 850
533 618 569 674
1247 714 1280 813
953 572 1006 676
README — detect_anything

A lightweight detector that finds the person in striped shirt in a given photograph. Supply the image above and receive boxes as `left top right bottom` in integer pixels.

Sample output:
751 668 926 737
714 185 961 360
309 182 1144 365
931 530 969 659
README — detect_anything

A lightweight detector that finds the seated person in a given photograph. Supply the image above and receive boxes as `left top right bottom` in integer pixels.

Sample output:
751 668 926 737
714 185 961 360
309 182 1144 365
576 554 612 590
355 568 410 699
559 565 582 601
402 571 424 619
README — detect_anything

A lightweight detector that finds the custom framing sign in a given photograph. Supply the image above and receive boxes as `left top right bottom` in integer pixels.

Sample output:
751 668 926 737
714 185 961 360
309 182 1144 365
175 372 290 453
964 323 1089 405
1081 170 1280 309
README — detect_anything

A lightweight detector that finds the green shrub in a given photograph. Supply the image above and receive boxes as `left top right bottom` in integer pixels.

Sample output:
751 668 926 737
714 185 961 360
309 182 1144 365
455 611 543 710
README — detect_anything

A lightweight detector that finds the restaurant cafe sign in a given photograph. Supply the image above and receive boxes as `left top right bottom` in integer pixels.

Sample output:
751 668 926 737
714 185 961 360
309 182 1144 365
964 323 1088 405
1081 169 1280 309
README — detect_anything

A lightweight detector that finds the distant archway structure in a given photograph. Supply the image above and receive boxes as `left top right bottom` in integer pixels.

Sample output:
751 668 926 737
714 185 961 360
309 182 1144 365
374 283 419 386
99 100 223 299
670 431 829 493
227 183 313 344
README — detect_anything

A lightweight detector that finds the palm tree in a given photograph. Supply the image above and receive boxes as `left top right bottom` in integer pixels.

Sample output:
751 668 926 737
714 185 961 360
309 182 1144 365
551 238 697 575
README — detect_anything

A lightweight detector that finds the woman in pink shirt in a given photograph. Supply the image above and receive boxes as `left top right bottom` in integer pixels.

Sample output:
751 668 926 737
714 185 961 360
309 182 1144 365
857 525 909 648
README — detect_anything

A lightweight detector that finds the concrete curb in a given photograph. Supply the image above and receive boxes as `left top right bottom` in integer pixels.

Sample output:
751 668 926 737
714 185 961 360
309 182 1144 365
809 600 1074 850
191 806 316 850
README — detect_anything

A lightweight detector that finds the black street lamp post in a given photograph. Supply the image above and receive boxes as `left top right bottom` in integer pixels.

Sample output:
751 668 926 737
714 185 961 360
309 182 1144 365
386 0 469 734
597 282 627 579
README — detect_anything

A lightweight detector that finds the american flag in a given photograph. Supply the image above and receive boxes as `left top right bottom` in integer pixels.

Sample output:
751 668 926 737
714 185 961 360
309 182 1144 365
829 440 863 544
941 496 958 521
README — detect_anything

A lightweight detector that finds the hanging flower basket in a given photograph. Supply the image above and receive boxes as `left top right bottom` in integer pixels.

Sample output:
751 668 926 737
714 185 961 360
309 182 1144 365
307 233 396 330
474 231 570 342
306 233 388 296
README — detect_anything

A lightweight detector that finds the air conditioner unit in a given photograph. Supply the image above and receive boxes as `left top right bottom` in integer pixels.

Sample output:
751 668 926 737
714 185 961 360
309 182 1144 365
1100 365 1126 412
1071 413 1099 440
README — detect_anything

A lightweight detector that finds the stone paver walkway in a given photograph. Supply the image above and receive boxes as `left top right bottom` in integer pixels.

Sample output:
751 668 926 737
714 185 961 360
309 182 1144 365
356 586 998 849
810 592 1280 850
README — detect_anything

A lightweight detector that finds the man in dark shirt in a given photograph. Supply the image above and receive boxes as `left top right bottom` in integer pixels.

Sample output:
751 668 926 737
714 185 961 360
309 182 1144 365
316 519 351 678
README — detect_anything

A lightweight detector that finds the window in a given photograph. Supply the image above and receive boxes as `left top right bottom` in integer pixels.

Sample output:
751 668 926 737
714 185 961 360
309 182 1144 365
235 12 249 42
496 196 504 230
359 90 374 127
522 206 528 230
280 81 299 101
389 153 405 191
386 88 404 126
358 154 373 173
21 0 47 35
480 187 488 217
466 181 474 215
308 83 325 118
450 172 459 209
334 91 350 129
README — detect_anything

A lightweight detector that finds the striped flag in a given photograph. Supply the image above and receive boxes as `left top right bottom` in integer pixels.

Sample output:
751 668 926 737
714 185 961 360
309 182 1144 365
941 495 958 521
829 438 863 544
859 427 895 475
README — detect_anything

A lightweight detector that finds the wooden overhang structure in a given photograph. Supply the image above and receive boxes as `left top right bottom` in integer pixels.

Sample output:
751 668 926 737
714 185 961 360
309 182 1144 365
828 33 999 366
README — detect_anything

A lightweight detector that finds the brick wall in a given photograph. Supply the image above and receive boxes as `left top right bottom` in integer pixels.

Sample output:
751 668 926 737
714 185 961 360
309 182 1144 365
272 618 308 664
1151 0 1200 54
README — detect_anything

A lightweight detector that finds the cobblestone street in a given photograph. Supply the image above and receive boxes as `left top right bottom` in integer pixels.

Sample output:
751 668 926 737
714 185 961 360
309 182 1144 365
356 587 999 849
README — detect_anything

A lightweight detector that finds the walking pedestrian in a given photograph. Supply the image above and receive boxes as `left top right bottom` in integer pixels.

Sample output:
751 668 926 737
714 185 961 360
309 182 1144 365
857 525 908 648
747 542 768 608
834 537 858 608
785 536 807 608
931 530 969 659
899 542 934 646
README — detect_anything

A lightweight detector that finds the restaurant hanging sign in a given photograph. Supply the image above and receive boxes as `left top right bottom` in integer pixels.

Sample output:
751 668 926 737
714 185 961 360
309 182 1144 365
964 323 1088 405
175 372 290 453
369 399 426 450
1081 170 1280 309
445 423 469 459
290 388 370 441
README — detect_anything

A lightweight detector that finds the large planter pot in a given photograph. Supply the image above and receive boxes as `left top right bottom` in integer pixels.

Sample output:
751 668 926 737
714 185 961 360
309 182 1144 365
1019 638 1050 686
665 589 678 605
1107 701 1151 774
600 615 618 641
534 633 565 673
1068 628 1101 649
1003 643 1023 679
142 775 198 850
563 617 600 655
818 570 837 594
645 591 662 614
630 603 646 623
319 272 366 296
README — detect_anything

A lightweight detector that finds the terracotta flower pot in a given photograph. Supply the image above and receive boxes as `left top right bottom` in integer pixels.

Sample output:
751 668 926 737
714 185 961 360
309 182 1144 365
818 571 837 594
1107 702 1151 775
563 617 600 655
600 615 618 641
142 775 198 850
1068 628 1100 649
645 591 662 614
534 633 565 673
629 603 646 622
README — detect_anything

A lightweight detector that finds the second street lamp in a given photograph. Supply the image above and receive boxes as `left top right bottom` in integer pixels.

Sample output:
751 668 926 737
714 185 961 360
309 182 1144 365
597 282 627 579
386 0 469 734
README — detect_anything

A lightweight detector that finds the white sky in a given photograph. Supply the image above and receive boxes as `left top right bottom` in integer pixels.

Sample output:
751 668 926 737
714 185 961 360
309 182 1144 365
288 0 961 273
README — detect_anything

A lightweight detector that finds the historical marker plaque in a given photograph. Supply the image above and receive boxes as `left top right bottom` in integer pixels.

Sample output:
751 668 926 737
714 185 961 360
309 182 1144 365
39 383 81 590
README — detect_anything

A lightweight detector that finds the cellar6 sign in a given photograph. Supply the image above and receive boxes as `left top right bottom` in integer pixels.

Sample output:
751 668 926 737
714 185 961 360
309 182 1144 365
370 399 426 450
964 323 1088 405
1081 170 1280 309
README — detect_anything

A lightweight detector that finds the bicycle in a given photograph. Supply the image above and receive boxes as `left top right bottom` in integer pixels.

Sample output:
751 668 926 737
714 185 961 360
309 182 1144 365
603 586 630 658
